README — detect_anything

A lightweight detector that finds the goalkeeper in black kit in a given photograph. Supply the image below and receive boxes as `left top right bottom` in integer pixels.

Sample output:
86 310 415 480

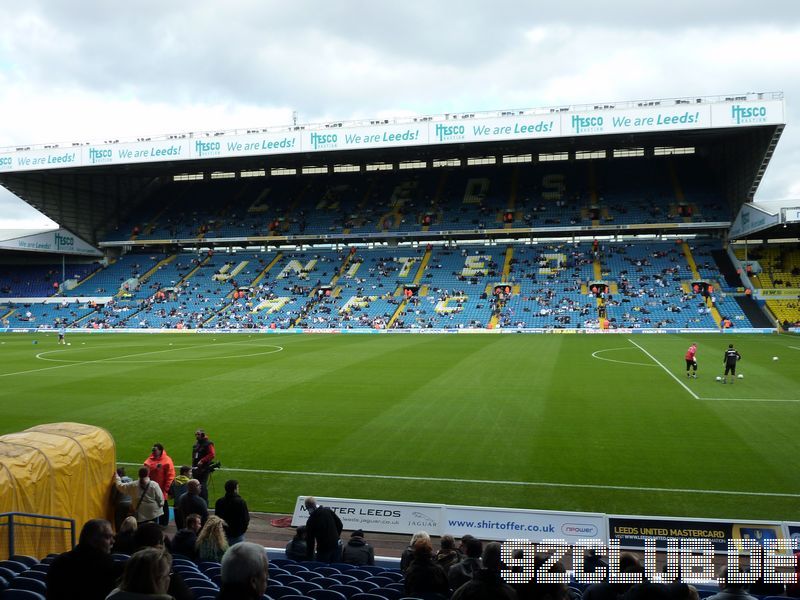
722 344 741 384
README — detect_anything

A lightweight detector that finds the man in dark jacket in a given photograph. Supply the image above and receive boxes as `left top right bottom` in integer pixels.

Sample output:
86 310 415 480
176 479 208 528
303 496 343 563
451 542 518 600
171 513 202 559
449 536 483 591
215 479 250 545
47 519 123 600
341 529 375 566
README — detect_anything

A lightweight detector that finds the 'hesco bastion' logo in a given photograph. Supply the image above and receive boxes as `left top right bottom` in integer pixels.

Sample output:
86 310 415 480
309 132 338 150
434 123 466 142
195 140 221 157
55 232 75 250
88 147 113 165
731 105 767 125
571 115 604 134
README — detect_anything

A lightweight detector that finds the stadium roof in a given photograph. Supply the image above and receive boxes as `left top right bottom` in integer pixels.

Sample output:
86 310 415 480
0 92 786 246
728 199 800 241
0 227 102 257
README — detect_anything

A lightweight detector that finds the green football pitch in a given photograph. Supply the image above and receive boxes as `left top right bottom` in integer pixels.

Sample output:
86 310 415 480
1 332 798 522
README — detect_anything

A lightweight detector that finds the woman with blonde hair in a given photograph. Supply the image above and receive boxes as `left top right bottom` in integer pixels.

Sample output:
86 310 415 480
195 515 229 562
106 546 173 599
112 516 138 555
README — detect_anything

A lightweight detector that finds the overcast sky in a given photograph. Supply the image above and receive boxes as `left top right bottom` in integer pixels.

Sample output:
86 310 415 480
1 0 799 229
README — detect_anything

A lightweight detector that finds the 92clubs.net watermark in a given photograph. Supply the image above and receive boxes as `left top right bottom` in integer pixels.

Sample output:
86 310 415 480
500 538 800 585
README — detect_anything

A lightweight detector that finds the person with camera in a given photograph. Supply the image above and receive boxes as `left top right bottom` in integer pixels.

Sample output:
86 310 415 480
144 443 175 527
192 429 216 502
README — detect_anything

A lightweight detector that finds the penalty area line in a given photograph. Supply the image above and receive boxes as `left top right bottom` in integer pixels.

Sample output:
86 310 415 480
118 463 800 498
627 338 699 400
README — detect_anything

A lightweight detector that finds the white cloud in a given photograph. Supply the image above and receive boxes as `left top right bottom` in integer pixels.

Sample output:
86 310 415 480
1 1 799 228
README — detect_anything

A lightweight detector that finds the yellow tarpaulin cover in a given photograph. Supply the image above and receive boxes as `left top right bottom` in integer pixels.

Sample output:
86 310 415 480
0 423 116 559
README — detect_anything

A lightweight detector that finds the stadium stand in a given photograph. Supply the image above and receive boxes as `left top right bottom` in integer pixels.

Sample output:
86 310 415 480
0 239 763 330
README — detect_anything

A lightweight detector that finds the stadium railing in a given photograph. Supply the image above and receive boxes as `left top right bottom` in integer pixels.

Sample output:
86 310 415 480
0 513 75 561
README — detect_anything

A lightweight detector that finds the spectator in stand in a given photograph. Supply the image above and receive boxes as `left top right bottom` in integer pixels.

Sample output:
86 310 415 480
114 466 165 525
132 522 192 600
106 547 173 600
341 529 375 566
512 553 569 600
169 465 192 526
452 541 518 600
583 552 644 600
112 467 133 531
214 479 250 545
304 496 343 563
705 567 761 600
176 479 208 528
171 513 202 559
47 519 122 600
285 526 308 562
196 515 230 562
401 530 432 572
449 535 483 590
218 542 269 600
111 516 138 555
436 534 462 571
144 443 175 527
404 535 450 598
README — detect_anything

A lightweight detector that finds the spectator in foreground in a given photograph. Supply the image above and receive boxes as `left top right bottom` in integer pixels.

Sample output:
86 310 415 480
196 515 230 562
285 526 307 562
449 535 483 591
132 522 193 600
341 529 375 566
218 542 269 600
705 568 759 600
401 530 432 572
107 547 173 600
47 519 122 600
436 534 462 571
451 541 518 600
404 535 450 599
214 479 250 545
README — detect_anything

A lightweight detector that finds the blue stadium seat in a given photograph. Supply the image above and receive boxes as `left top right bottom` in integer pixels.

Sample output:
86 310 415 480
7 578 47 594
327 584 361 599
0 569 18 583
306 590 347 600
272 573 306 586
291 581 324 594
0 576 8 591
349 593 388 600
350 580 380 593
0 590 46 600
328 573 358 585
281 564 311 574
0 562 27 575
295 571 324 582
374 588 402 600
266 587 303 599
8 558 37 569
